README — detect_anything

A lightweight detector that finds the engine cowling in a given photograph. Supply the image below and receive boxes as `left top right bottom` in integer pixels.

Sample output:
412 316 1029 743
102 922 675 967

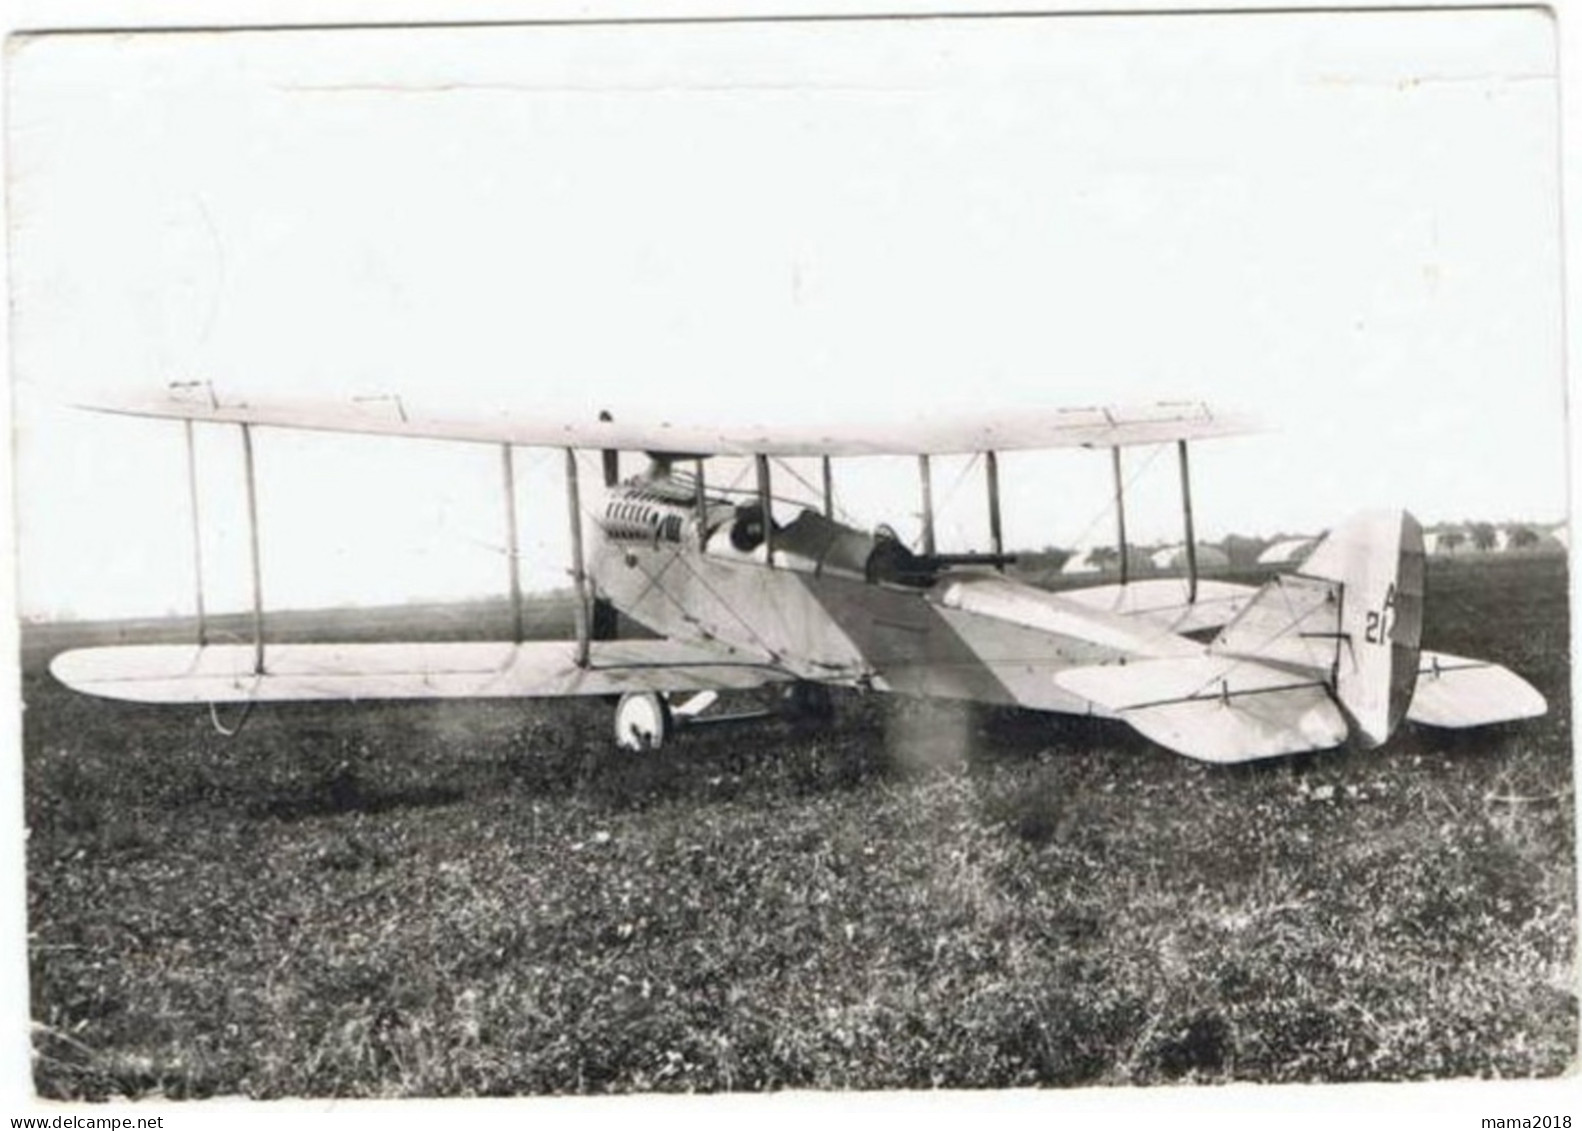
597 486 696 545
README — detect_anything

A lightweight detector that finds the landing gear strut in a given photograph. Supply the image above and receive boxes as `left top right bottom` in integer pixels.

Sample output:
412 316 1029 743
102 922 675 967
612 684 832 751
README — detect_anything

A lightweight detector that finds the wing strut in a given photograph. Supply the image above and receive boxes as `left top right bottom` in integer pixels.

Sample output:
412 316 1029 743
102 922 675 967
240 423 266 675
184 420 208 646
821 455 835 519
565 448 591 667
693 458 708 527
985 450 1004 571
755 454 776 567
501 444 524 643
1177 439 1198 603
918 454 936 555
1111 446 1130 586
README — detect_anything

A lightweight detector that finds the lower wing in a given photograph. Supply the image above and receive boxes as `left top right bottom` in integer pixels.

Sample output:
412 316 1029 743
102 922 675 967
49 639 792 703
1058 578 1257 636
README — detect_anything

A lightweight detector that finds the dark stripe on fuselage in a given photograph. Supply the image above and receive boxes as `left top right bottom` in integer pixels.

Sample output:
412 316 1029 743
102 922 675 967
590 531 1136 713
787 569 1019 704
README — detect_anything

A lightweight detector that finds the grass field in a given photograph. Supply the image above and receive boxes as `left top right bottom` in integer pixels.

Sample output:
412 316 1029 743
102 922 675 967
20 556 1576 1097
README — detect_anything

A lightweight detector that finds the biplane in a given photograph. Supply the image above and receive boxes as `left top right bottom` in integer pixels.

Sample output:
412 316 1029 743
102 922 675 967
49 387 1546 763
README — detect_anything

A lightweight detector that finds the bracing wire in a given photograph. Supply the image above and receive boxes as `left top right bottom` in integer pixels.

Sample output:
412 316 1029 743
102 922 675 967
1183 579 1337 702
766 456 856 524
1061 443 1168 552
913 453 985 552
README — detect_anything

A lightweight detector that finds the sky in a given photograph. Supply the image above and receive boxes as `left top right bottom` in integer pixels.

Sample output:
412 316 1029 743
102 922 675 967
7 7 1567 620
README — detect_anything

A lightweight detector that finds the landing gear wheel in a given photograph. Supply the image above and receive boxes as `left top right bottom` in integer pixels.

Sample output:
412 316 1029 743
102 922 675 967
782 682 835 730
614 691 672 751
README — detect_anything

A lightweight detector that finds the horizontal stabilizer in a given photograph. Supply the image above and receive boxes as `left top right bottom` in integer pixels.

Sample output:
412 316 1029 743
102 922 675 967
1056 656 1348 763
50 640 791 704
1407 651 1547 729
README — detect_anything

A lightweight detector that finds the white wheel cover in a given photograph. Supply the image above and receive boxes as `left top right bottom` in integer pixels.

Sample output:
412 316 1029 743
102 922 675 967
614 693 666 751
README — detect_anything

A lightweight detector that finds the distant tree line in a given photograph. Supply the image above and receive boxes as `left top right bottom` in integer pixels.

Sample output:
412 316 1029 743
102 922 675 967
1010 518 1563 584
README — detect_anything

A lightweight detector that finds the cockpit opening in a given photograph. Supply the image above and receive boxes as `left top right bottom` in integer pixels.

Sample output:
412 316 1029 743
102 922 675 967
728 502 773 553
599 472 1012 588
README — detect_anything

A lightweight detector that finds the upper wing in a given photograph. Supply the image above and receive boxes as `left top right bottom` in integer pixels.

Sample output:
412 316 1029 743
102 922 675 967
78 385 1256 456
50 639 792 704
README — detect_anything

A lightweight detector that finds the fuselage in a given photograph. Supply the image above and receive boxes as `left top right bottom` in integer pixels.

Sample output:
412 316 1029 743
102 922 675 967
587 469 1201 715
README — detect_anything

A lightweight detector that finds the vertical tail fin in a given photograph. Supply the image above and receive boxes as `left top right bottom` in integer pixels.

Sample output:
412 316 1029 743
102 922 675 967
1210 509 1423 748
1300 509 1424 746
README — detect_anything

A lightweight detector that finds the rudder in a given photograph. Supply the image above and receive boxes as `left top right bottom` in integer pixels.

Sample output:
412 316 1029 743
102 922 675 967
1298 509 1424 747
